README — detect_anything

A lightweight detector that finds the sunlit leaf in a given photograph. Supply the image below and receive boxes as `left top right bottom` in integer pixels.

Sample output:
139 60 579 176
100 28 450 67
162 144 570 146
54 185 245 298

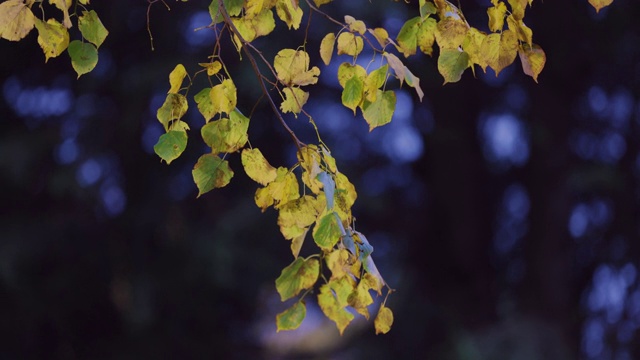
518 43 545 83
417 17 437 56
313 0 332 6
168 64 187 94
276 301 306 332
192 154 234 197
319 32 335 66
254 167 300 211
334 172 357 220
362 90 395 131
78 10 108 48
348 278 374 319
396 16 420 57
374 305 393 334
278 195 319 232
157 93 188 131
210 79 237 115
49 0 72 28
280 87 309 115
290 227 308 258
336 32 364 57
241 148 277 186
274 49 320 86
34 18 69 62
344 15 366 35
67 40 98 78
337 63 367 88
342 76 364 114
382 52 406 84
419 0 437 18
480 30 518 76
325 248 351 279
487 1 507 32
435 17 468 49
507 0 528 20
210 0 243 23
369 27 391 47
463 27 488 70
438 48 470 84
199 60 222 76
154 130 188 164
588 0 614 13
275 257 319 301
313 212 342 250
275 0 303 29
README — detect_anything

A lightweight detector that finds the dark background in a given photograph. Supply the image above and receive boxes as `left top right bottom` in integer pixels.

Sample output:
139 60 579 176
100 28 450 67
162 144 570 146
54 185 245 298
1 0 639 358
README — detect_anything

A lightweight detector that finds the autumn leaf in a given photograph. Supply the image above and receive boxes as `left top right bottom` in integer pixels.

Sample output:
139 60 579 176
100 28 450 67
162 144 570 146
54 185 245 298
209 79 238 115
480 30 518 76
487 1 507 32
417 17 437 56
49 0 72 28
78 10 108 48
194 87 215 122
157 93 188 131
276 301 306 332
519 43 546 82
318 279 355 334
168 64 187 94
199 61 222 76
274 49 320 86
241 148 278 186
342 76 364 114
319 32 336 65
34 18 69 62
0 0 36 41
435 17 468 49
336 32 364 57
507 0 528 20
588 0 614 13
438 48 470 84
68 40 98 78
396 17 420 57
507 15 533 46
275 0 303 29
374 305 394 334
192 154 234 197
154 130 188 164
275 257 319 301
313 212 342 250
362 90 396 131
280 87 309 115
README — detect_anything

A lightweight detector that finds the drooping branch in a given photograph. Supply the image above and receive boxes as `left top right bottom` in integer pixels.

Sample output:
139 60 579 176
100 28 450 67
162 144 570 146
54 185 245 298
216 0 304 153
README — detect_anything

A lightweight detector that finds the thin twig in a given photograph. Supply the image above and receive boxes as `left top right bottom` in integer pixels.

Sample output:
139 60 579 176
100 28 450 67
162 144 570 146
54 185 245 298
217 0 304 152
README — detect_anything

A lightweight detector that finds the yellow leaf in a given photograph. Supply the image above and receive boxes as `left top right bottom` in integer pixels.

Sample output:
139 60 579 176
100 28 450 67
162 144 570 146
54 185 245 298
209 79 237 115
276 301 306 332
313 0 332 6
518 43 545 83
241 148 277 186
274 49 320 86
364 64 388 102
318 282 354 335
507 0 528 20
336 63 366 88
0 0 35 41
280 87 309 115
325 248 352 279
34 18 69 62
199 60 222 76
319 32 335 66
290 227 308 258
435 17 468 49
348 279 374 319
374 305 394 334
344 15 366 35
588 0 614 13
383 52 406 84
369 28 392 48
275 0 303 29
463 27 488 70
480 30 518 76
48 0 72 28
438 48 470 84
334 172 357 220
278 195 319 230
506 15 532 46
417 17 437 56
245 0 265 18
336 32 364 57
257 167 300 210
168 64 187 94
487 1 507 32
275 257 319 301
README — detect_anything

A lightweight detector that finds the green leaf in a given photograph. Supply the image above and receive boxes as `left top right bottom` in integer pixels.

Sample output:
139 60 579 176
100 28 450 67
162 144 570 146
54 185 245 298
78 10 108 48
337 63 367 88
342 76 364 114
280 87 309 115
417 17 437 56
201 109 249 154
313 212 342 250
157 93 188 131
396 16 420 57
275 257 320 301
34 18 69 62
192 154 234 197
153 130 188 164
67 40 98 78
254 167 300 211
374 305 394 334
362 90 396 131
275 0 303 30
168 64 187 94
318 279 355 335
364 64 388 102
319 32 335 66
419 0 437 18
210 79 237 115
241 148 277 186
276 301 307 332
336 32 363 57
194 87 215 122
518 43 545 83
437 48 470 84
209 0 243 23
274 49 320 86
0 0 36 41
